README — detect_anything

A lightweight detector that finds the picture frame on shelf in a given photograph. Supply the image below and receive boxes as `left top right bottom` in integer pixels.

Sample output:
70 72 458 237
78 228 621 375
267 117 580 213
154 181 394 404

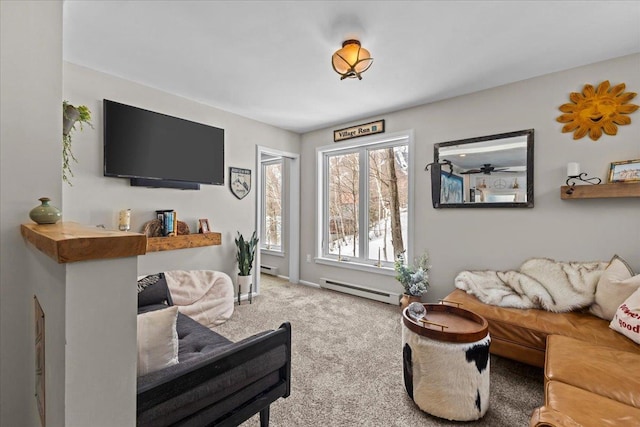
608 159 640 183
198 218 211 234
440 172 464 204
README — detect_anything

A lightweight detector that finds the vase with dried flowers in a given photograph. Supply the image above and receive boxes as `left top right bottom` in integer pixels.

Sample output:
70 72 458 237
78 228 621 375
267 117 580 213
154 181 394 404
395 251 431 309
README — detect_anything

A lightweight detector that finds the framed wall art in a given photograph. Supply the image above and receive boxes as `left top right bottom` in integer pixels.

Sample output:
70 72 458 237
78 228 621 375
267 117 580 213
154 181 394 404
608 159 640 183
440 172 464 204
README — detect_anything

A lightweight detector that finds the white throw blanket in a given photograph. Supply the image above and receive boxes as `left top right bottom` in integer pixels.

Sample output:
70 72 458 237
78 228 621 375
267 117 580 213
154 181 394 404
454 258 607 312
164 270 234 328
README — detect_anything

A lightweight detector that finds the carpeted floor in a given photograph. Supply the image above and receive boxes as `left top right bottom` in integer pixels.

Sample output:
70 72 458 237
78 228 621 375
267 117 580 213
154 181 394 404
214 275 544 426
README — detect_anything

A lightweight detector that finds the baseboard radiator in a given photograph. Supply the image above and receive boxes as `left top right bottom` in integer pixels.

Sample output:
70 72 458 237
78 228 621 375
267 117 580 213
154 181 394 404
320 278 400 305
260 265 279 276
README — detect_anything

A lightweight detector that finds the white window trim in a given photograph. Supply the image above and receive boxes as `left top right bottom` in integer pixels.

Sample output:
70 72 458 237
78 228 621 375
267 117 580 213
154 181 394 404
262 249 286 258
315 129 415 273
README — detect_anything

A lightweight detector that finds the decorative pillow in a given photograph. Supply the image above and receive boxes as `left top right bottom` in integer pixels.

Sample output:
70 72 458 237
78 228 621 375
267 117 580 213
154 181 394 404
137 306 179 376
589 255 636 320
137 273 173 308
609 287 640 345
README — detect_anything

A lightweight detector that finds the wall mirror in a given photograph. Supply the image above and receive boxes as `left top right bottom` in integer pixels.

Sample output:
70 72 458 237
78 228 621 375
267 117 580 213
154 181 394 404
432 129 534 208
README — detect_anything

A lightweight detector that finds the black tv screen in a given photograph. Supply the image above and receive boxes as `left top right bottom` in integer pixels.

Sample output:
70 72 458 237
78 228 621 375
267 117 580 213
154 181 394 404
103 99 224 185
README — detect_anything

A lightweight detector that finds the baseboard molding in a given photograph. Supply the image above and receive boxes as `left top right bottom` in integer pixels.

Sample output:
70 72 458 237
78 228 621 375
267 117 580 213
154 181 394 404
298 280 321 288
276 274 289 281
320 277 400 305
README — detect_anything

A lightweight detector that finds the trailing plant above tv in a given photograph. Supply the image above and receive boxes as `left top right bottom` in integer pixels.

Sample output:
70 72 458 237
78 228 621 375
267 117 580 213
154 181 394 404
62 101 92 185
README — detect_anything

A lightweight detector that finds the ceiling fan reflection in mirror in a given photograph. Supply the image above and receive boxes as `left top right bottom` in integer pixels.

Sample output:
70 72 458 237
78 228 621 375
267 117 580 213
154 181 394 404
460 164 514 175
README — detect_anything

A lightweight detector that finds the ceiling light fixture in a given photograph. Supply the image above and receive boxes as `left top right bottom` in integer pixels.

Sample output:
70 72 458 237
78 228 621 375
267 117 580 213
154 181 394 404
331 39 373 80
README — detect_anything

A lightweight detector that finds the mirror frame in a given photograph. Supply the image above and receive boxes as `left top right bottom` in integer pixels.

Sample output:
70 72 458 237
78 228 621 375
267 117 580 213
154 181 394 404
433 129 534 208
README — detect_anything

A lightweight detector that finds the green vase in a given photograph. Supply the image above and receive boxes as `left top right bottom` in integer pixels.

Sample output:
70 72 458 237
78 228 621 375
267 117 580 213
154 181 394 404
29 197 62 224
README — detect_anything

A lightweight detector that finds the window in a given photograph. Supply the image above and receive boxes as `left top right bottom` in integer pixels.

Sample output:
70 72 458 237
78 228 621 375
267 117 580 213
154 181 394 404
261 159 283 252
318 132 412 268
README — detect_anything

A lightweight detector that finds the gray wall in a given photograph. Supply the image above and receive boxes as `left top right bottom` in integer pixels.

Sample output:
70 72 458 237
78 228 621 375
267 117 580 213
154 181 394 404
1 1 67 426
300 53 640 303
62 63 301 282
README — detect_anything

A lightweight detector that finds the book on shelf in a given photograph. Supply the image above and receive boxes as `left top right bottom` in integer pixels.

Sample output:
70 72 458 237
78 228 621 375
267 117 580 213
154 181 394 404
155 209 175 236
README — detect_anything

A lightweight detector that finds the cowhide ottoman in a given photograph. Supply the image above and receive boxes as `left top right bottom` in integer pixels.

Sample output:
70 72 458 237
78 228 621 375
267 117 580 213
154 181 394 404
402 303 491 421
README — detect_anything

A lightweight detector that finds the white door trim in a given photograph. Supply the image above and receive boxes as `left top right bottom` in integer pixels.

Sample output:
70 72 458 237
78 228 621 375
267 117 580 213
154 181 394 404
255 146 301 295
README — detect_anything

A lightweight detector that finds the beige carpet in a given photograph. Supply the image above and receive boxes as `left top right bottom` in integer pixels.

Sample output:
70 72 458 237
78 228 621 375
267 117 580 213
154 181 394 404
214 275 544 426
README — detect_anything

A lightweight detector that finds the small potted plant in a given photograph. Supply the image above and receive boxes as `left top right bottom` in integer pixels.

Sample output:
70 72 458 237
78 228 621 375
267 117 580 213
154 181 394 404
234 231 259 304
395 251 431 309
63 101 93 185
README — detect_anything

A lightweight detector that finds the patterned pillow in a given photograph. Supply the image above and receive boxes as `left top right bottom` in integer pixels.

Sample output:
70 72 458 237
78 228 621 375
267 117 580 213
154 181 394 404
609 286 640 345
137 273 173 307
137 273 162 293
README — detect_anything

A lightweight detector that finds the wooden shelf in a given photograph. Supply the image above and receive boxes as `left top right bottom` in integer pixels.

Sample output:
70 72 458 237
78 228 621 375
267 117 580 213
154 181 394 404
146 232 221 252
560 182 640 199
21 222 147 263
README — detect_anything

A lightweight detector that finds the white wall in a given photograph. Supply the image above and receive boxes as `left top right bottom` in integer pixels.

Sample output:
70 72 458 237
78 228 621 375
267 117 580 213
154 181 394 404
1 2 66 426
300 54 640 303
62 63 301 281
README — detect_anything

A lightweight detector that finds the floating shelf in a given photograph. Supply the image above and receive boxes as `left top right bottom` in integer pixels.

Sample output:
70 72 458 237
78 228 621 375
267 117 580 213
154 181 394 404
21 222 147 263
560 182 640 199
146 232 221 252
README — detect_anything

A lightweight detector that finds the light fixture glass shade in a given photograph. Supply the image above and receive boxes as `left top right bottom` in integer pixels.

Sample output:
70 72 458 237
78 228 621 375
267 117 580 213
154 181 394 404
331 40 373 80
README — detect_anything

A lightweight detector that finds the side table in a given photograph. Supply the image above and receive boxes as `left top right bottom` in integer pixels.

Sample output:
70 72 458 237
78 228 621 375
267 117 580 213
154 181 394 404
402 301 490 421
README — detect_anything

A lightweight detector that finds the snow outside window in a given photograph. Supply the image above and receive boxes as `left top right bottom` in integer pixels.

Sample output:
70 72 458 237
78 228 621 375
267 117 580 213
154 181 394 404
261 159 283 252
320 136 409 267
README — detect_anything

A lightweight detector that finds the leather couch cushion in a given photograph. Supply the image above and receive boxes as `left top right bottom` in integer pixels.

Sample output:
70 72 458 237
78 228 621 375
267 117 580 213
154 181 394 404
545 335 640 407
446 290 640 355
544 381 640 426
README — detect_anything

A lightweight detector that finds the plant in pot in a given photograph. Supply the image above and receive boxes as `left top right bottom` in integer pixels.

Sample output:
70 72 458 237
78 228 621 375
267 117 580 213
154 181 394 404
235 231 259 305
63 101 93 185
395 251 431 309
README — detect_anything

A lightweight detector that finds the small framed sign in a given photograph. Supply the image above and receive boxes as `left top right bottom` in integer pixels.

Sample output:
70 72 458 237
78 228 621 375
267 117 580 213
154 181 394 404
334 119 385 142
230 167 251 199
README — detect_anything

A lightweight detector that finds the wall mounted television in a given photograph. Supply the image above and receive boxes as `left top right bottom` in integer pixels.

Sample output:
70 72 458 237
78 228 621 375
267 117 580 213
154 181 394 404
103 99 225 189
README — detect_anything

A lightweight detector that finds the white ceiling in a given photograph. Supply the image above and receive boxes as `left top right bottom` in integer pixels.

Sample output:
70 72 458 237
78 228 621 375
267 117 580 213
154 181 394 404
63 1 640 134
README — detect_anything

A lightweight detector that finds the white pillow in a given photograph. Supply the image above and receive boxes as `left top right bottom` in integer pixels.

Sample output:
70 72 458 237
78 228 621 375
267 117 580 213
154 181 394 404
589 255 636 321
137 306 179 376
609 287 640 345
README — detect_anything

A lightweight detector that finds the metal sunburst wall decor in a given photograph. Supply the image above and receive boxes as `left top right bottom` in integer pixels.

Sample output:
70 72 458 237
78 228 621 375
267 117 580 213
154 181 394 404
556 80 638 141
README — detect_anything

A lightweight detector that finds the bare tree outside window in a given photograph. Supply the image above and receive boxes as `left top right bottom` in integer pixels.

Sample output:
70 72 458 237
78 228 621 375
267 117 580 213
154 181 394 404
328 152 359 257
262 161 283 251
324 142 408 265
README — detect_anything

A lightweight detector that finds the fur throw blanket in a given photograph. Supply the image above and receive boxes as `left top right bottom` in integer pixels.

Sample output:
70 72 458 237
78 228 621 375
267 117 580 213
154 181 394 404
454 258 607 312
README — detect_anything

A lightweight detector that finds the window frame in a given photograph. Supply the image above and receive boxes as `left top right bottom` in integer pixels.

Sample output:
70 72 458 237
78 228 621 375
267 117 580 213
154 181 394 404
316 130 414 274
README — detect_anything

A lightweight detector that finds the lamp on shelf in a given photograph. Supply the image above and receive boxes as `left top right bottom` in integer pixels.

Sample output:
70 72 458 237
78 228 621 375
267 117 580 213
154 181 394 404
565 162 601 194
331 39 373 80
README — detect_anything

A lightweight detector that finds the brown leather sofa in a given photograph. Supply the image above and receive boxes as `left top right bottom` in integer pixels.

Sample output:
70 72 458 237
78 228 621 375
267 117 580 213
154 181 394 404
444 289 640 426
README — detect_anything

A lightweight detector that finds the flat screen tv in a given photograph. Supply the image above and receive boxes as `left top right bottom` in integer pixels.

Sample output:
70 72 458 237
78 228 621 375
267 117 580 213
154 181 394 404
103 99 225 189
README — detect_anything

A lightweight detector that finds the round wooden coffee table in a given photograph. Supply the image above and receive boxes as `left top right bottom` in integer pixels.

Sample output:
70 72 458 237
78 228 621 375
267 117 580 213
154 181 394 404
402 301 491 421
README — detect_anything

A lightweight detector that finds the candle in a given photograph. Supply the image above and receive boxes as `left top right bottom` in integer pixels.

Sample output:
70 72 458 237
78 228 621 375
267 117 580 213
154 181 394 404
118 209 131 231
567 162 580 177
